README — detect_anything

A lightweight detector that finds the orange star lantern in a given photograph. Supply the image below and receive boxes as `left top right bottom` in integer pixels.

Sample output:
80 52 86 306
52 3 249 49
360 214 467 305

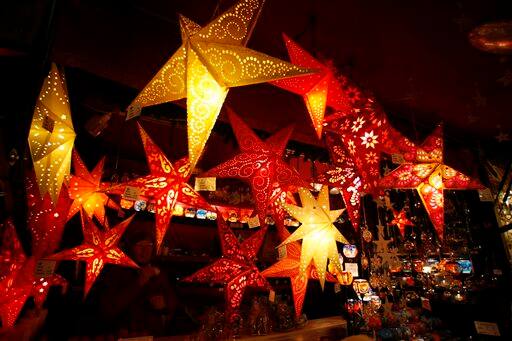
28 63 76 203
280 186 347 288
183 216 270 320
108 123 210 250
389 209 414 238
271 34 353 138
205 110 307 229
67 151 119 228
129 0 314 170
379 126 483 240
48 213 137 296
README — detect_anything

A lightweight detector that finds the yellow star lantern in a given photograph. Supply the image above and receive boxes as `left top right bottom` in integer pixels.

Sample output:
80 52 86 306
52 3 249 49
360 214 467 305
28 63 76 203
129 0 315 171
280 186 347 288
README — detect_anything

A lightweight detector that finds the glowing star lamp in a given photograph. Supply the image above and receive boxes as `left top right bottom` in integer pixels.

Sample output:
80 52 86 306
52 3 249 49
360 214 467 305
48 212 138 296
183 214 270 321
271 34 351 138
379 126 484 240
205 109 307 229
28 63 76 204
280 186 347 288
67 151 119 228
108 123 210 250
389 209 414 238
128 0 315 171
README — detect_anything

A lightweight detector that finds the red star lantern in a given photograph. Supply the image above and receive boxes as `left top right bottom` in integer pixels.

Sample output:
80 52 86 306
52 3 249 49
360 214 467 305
271 34 354 138
67 151 119 228
25 174 71 258
183 216 270 320
205 109 307 228
108 123 210 250
379 126 483 240
389 210 414 238
48 212 137 296
0 220 67 329
318 133 362 230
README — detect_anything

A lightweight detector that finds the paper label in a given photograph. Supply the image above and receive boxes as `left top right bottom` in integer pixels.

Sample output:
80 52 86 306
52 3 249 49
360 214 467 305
278 245 287 260
474 321 500 336
268 290 275 303
478 188 493 202
125 104 142 121
123 186 141 201
34 260 56 278
334 283 341 293
42 115 55 132
345 263 359 277
391 153 405 164
119 337 154 341
247 215 260 228
421 297 431 311
194 177 216 191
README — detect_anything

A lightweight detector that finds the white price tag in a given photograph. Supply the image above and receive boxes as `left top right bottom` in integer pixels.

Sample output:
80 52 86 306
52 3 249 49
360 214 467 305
194 177 216 191
344 263 359 277
474 321 500 336
478 188 493 202
123 186 140 201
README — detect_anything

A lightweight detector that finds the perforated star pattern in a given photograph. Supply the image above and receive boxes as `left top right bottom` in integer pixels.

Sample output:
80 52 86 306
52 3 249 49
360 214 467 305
280 186 347 288
28 63 76 203
389 209 413 238
129 0 314 170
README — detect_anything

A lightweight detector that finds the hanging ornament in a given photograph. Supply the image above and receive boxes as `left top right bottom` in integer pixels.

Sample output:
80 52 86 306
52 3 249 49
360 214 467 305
373 224 399 270
317 133 362 230
183 215 270 321
342 244 358 259
48 212 137 296
271 34 354 138
67 151 120 228
379 126 484 240
128 0 314 170
28 63 76 204
362 228 373 243
389 209 414 238
108 123 210 249
205 109 306 229
279 186 348 288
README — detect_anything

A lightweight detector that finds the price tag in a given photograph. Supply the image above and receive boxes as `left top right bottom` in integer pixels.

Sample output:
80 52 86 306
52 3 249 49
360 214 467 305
34 260 56 278
391 153 405 164
344 263 359 277
277 245 287 260
474 321 500 336
125 104 142 121
247 215 260 229
119 337 154 341
42 115 55 132
478 188 493 202
194 177 216 191
420 297 431 311
334 283 341 293
268 290 275 303
123 186 140 201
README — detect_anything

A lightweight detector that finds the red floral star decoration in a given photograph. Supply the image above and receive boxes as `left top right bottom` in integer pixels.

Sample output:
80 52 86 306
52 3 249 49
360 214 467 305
271 34 356 138
317 133 362 230
379 126 484 240
183 215 270 320
0 220 67 329
108 123 210 250
389 209 414 238
67 151 119 228
48 212 138 296
204 109 307 228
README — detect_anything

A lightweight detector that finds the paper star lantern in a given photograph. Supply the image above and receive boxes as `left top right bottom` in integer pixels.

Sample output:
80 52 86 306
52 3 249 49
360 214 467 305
108 123 210 249
317 133 362 230
389 210 413 238
28 63 76 203
271 34 354 138
379 126 483 240
205 109 306 229
183 216 270 320
48 212 137 296
129 0 314 170
25 174 71 258
280 186 347 288
67 151 119 228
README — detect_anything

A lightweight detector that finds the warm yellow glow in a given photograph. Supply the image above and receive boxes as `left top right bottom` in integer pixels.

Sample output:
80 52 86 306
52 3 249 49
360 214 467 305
28 63 75 203
304 77 328 139
129 0 314 172
280 186 347 288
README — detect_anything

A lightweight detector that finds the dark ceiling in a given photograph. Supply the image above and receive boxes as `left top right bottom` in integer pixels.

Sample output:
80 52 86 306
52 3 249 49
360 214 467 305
1 0 511 171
